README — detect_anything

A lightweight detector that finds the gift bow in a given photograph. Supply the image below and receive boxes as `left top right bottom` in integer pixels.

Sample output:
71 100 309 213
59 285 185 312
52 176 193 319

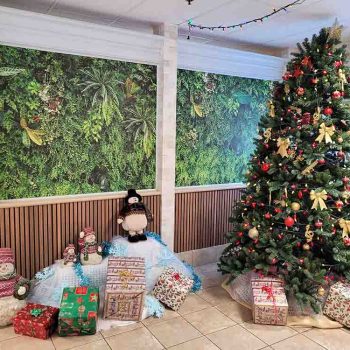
315 123 335 144
30 308 43 317
118 270 135 288
261 284 278 324
276 138 290 158
310 189 328 210
339 219 350 238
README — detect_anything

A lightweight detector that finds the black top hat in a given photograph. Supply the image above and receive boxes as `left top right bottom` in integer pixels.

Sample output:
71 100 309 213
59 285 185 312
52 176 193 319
125 189 142 204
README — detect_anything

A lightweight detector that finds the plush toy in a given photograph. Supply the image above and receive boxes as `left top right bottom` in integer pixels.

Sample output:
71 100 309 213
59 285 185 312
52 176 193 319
78 227 103 265
117 189 153 242
63 244 77 266
0 248 30 326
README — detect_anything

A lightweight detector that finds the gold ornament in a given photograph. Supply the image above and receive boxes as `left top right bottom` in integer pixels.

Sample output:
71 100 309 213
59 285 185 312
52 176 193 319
276 137 290 158
264 128 272 143
338 136 344 143
303 243 310 251
268 100 275 118
291 202 301 211
315 123 335 144
301 160 318 175
318 286 325 297
342 191 350 200
339 218 350 239
305 225 314 243
338 68 347 90
284 84 290 94
310 189 328 210
248 227 259 240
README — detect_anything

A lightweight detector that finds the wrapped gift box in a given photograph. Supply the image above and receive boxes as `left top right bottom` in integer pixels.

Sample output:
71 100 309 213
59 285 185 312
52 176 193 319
323 282 350 327
153 267 193 311
103 257 146 321
253 286 288 325
13 303 59 339
251 276 285 289
58 287 99 336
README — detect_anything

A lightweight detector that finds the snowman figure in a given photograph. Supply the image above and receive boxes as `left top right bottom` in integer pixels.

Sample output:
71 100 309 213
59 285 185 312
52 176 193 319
0 248 30 326
117 189 153 243
63 244 77 266
78 227 103 265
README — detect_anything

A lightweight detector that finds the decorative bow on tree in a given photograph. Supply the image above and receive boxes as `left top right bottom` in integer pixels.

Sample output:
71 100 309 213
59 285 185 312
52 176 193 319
315 123 335 144
310 189 328 210
339 219 350 238
276 137 290 158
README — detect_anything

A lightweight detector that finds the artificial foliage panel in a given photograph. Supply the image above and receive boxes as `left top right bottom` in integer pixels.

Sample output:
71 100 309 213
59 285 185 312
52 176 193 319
0 45 157 199
176 69 272 186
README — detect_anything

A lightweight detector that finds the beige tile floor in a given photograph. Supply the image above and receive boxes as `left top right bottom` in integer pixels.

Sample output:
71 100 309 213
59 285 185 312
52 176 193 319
0 263 349 350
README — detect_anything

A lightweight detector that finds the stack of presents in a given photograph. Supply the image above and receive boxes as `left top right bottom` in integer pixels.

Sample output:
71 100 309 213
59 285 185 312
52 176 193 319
249 275 350 327
2 252 194 340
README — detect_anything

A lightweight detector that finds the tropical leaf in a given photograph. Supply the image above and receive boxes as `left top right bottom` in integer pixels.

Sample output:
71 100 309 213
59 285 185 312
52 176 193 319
125 77 140 99
20 117 45 146
193 102 204 117
0 67 25 77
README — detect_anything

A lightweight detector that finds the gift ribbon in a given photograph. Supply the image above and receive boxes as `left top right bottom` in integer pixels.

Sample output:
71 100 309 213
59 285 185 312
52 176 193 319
310 189 328 210
118 270 135 289
315 123 335 144
339 219 350 239
261 283 278 324
276 137 290 158
30 308 43 317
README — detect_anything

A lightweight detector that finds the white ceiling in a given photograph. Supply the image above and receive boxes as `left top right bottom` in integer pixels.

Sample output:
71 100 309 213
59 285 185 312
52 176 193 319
1 0 349 55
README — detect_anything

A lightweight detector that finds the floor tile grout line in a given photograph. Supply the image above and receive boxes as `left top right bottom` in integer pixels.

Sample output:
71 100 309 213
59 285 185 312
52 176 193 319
303 331 332 350
236 323 270 347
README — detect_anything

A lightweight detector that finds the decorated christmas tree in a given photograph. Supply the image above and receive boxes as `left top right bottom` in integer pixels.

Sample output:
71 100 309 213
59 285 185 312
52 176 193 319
219 24 350 311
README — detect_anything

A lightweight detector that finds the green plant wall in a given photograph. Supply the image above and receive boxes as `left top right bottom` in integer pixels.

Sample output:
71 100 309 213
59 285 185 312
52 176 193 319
176 69 273 186
0 45 157 199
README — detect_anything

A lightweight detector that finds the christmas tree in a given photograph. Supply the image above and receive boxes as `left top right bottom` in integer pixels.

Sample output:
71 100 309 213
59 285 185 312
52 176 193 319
219 24 350 311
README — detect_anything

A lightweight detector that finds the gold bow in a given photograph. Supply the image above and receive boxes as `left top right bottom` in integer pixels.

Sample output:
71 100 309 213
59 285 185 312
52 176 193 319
301 160 318 175
339 219 350 238
315 123 335 144
276 137 290 158
310 190 328 210
305 225 314 243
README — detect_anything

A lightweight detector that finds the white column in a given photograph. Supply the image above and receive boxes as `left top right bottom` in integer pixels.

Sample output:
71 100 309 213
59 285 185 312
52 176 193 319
155 24 178 251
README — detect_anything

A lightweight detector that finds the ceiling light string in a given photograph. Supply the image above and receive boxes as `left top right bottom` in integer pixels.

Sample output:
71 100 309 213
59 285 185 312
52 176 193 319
186 0 306 40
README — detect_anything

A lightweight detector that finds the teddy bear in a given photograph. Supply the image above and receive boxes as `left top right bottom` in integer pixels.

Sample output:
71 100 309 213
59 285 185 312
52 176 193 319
117 189 153 242
0 248 30 326
78 227 103 265
63 244 77 266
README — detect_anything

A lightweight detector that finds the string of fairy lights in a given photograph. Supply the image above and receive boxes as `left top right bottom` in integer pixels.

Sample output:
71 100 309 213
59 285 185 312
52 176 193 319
186 0 307 39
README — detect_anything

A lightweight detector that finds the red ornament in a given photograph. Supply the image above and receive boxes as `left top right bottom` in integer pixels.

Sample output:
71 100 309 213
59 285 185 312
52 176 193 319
297 191 303 199
237 231 243 237
284 216 295 227
282 71 292 80
261 162 271 172
274 208 282 214
332 90 342 99
277 234 283 240
264 143 270 149
312 142 318 149
311 77 319 84
264 212 272 219
242 222 250 229
322 70 328 75
323 107 333 116
296 242 301 248
301 112 311 125
251 202 257 208
334 60 343 69
291 184 297 190
296 87 305 96
271 258 278 265
338 151 345 158
293 67 304 78
344 237 350 246
299 258 304 264
318 159 326 165
343 176 350 184
335 200 344 209
259 202 265 208
314 220 323 229
328 52 333 56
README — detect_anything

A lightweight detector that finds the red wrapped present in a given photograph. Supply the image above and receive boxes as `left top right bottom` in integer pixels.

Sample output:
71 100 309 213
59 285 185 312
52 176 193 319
13 303 59 339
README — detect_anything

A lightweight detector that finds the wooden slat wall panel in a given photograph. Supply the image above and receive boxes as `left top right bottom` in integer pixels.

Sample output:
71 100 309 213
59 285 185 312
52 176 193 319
174 188 243 253
0 195 161 279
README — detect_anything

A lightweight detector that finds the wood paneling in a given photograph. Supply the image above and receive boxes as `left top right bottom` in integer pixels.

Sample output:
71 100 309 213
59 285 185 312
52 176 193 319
0 194 161 279
174 188 243 252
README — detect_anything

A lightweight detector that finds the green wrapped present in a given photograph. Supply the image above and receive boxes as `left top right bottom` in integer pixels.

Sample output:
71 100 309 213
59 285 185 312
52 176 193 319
58 287 99 336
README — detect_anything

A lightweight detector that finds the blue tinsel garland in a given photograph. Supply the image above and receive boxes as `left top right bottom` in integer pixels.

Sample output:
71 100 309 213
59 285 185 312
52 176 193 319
182 261 202 292
146 231 166 246
144 295 165 318
74 262 91 286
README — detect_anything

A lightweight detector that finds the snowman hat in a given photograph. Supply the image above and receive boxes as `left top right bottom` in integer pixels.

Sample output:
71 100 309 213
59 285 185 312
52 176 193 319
64 244 76 254
0 248 15 264
125 189 142 203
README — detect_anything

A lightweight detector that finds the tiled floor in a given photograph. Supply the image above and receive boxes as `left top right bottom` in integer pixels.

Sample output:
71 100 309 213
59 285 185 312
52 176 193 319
0 264 349 350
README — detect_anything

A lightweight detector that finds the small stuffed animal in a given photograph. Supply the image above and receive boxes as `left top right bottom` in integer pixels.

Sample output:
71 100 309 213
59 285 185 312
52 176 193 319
117 189 153 243
0 248 30 326
78 227 103 265
63 244 77 266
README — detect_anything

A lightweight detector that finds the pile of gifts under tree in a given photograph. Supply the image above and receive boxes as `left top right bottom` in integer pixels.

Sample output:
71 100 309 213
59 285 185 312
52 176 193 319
251 275 350 327
0 190 196 339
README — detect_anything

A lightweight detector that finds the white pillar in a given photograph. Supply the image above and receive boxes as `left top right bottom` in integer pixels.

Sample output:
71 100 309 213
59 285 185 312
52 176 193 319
155 24 178 251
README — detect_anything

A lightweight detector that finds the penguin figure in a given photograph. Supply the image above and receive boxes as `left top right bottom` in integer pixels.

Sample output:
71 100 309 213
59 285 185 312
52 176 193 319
117 189 153 243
